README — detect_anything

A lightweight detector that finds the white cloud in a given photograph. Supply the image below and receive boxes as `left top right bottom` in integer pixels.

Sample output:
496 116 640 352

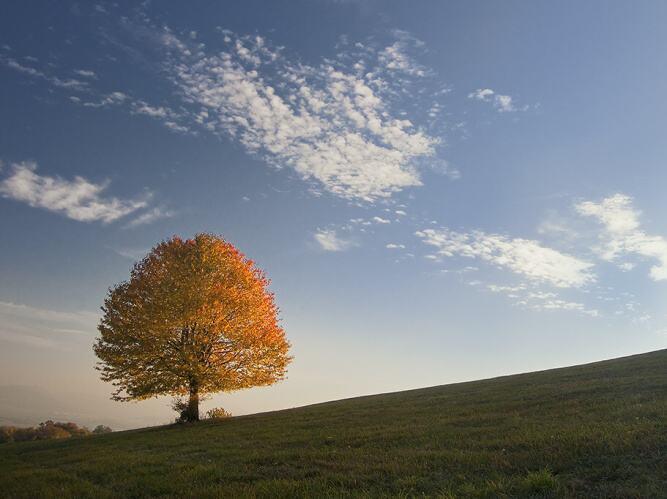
0 161 148 223
576 193 667 280
124 206 175 228
81 91 129 108
487 283 526 294
74 69 97 79
314 229 353 252
159 30 439 202
485 284 598 316
468 88 495 101
576 194 640 234
378 36 426 77
519 295 599 317
131 101 169 118
350 217 372 226
372 216 391 224
4 25 452 203
419 224 603 317
468 88 520 113
494 94 514 112
386 243 405 249
416 227 594 288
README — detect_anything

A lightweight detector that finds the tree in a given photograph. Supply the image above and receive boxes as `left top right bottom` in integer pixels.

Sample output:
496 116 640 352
94 234 291 422
93 425 113 434
35 421 72 440
0 426 16 444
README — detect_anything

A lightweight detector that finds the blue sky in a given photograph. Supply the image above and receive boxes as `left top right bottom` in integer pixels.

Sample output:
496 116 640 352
1 1 667 428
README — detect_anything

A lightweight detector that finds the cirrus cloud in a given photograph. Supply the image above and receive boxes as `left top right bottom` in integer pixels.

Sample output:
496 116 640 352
416 227 595 288
576 193 667 281
468 88 523 113
158 29 440 202
314 228 354 252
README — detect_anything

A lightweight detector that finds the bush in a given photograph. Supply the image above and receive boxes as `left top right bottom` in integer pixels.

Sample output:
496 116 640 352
93 425 113 434
206 407 232 420
0 426 17 444
171 398 190 423
172 396 213 423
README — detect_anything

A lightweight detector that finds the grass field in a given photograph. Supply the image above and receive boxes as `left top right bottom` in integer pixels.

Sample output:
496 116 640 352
1 349 666 498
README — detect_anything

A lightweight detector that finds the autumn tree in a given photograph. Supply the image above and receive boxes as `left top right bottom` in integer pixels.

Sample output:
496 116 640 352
94 234 291 422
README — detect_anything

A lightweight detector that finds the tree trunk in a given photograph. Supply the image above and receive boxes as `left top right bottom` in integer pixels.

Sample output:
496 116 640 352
186 380 199 422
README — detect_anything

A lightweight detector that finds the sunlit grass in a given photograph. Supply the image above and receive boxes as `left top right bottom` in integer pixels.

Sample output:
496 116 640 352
1 349 666 497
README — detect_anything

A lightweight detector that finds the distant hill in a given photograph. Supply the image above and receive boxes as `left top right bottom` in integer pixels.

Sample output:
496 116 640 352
1 349 666 497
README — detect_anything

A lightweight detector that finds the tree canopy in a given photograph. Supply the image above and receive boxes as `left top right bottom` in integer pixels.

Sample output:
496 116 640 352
94 234 291 421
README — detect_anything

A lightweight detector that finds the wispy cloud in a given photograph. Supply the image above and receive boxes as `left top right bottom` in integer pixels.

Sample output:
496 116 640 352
0 330 61 349
74 69 97 79
416 227 594 288
520 293 599 317
152 28 441 202
0 301 98 324
1 54 89 91
468 88 523 113
537 210 581 242
372 216 391 224
486 284 599 316
576 193 667 280
314 229 354 252
0 301 98 349
378 30 427 77
130 101 169 117
110 246 149 260
2 47 190 134
0 161 148 223
80 90 129 108
4 22 455 203
124 206 175 228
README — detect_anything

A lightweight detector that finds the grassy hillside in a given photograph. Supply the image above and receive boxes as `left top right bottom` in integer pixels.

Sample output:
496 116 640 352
1 350 666 498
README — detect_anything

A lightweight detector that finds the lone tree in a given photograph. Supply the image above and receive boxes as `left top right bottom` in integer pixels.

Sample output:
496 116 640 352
94 234 291 422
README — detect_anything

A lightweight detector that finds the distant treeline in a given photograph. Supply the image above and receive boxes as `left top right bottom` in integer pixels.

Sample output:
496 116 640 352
0 420 112 444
